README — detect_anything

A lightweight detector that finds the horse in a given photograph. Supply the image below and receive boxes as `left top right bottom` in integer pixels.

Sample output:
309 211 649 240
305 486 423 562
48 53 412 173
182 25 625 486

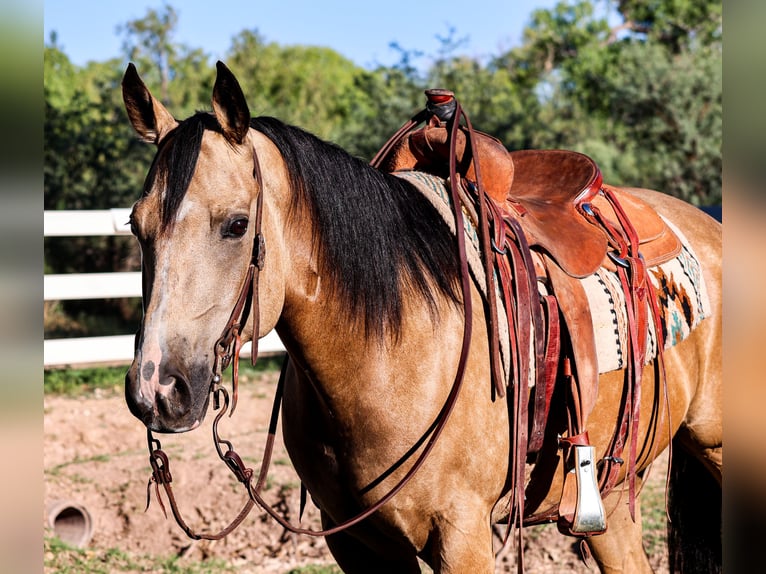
121 61 722 573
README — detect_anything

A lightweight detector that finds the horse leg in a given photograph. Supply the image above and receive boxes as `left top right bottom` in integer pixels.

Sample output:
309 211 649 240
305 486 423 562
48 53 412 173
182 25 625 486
586 480 653 573
324 533 421 574
666 310 722 573
423 512 495 574
321 515 421 574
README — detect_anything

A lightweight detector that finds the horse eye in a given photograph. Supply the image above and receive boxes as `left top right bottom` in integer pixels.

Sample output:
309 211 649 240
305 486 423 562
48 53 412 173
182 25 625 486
227 218 249 237
128 215 138 236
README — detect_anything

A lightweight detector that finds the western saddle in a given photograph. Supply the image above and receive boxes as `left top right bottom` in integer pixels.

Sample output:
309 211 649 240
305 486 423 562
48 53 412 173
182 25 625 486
371 90 679 538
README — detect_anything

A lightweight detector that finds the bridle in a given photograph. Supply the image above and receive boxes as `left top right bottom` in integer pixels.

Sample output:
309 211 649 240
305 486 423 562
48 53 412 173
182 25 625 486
145 148 268 539
143 103 481 540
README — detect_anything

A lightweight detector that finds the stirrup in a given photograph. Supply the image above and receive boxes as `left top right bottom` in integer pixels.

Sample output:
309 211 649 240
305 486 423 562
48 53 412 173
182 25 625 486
570 445 607 534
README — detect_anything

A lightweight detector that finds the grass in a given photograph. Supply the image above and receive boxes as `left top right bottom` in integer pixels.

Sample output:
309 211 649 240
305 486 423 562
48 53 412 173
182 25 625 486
44 364 128 396
44 536 237 573
48 453 112 476
286 567 342 574
641 474 669 557
45 536 342 574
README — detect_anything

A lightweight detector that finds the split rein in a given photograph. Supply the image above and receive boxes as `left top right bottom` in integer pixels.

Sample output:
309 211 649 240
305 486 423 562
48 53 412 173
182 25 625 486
143 104 479 540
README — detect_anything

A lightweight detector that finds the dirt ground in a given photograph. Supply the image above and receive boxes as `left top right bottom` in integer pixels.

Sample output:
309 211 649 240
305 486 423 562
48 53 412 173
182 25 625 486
43 371 669 573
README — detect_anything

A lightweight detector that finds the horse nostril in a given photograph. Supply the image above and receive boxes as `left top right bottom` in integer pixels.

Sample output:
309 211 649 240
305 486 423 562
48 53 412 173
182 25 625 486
125 360 209 432
155 375 192 420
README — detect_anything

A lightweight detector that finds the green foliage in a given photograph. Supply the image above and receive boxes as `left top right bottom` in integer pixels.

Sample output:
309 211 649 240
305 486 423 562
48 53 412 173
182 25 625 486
498 0 721 204
593 41 722 205
44 364 128 396
46 530 340 574
226 29 386 149
617 0 722 51
332 66 423 160
44 357 283 397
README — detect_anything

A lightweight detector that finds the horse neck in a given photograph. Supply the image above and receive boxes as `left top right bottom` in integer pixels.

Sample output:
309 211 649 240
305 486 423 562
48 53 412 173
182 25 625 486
254 165 346 367
274 219 466 404
252 126 466 407
275 219 362 373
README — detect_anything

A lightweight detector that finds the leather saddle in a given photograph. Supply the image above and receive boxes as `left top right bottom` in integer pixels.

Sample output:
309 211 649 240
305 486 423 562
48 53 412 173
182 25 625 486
373 92 679 536
378 119 680 277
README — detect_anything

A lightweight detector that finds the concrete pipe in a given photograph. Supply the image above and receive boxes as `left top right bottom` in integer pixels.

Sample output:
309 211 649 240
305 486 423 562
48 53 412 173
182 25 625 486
47 500 93 548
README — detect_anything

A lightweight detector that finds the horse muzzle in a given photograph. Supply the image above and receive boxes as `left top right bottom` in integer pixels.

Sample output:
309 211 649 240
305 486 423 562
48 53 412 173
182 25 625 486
125 360 212 433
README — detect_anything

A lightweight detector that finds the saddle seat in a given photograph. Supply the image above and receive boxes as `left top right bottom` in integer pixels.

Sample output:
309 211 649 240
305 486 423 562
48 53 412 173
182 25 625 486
380 122 681 277
381 121 681 278
506 149 681 277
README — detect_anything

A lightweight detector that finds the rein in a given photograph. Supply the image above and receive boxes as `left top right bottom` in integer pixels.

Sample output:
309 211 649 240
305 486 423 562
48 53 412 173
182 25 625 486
144 99 480 539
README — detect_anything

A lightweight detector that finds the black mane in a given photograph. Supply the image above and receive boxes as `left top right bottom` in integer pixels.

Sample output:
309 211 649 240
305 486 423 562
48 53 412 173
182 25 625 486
149 112 461 339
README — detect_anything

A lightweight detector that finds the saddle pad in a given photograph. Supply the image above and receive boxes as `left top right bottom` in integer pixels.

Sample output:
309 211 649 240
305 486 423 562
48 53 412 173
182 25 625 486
395 170 515 383
581 218 711 374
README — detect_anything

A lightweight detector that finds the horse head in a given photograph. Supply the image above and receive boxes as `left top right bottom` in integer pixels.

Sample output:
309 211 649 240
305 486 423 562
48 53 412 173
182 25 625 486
121 62 288 432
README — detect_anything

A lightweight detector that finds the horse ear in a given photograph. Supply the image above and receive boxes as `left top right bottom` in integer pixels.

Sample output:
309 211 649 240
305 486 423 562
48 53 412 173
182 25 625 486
212 61 251 145
121 63 178 144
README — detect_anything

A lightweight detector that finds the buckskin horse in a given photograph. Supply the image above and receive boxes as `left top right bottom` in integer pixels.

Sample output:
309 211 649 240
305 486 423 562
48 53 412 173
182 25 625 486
122 61 721 573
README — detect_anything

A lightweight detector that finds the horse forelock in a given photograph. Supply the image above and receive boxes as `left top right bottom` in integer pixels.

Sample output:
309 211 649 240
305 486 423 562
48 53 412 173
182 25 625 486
143 112 222 232
250 116 462 340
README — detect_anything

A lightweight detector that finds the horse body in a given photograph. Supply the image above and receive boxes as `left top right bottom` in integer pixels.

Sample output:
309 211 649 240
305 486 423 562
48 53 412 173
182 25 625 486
122 62 721 573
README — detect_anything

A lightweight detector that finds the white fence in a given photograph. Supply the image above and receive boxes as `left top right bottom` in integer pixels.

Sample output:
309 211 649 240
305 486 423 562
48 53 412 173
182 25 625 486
44 209 285 368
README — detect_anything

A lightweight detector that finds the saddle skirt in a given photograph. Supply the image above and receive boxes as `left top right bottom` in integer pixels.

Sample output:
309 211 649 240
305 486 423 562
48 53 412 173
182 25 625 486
582 217 711 373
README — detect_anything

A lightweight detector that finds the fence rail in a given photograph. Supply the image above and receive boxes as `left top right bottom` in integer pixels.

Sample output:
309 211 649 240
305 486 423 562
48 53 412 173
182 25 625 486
44 209 285 368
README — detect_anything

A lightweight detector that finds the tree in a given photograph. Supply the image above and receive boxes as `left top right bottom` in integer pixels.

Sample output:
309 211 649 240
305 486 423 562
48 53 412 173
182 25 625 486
117 4 213 117
596 41 721 205
614 0 722 52
225 29 405 157
492 0 721 205
118 4 178 103
44 0 723 333
332 65 423 160
44 47 151 335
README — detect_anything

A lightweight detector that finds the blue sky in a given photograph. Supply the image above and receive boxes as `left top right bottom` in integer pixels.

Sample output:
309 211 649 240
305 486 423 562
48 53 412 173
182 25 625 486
44 0 561 70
